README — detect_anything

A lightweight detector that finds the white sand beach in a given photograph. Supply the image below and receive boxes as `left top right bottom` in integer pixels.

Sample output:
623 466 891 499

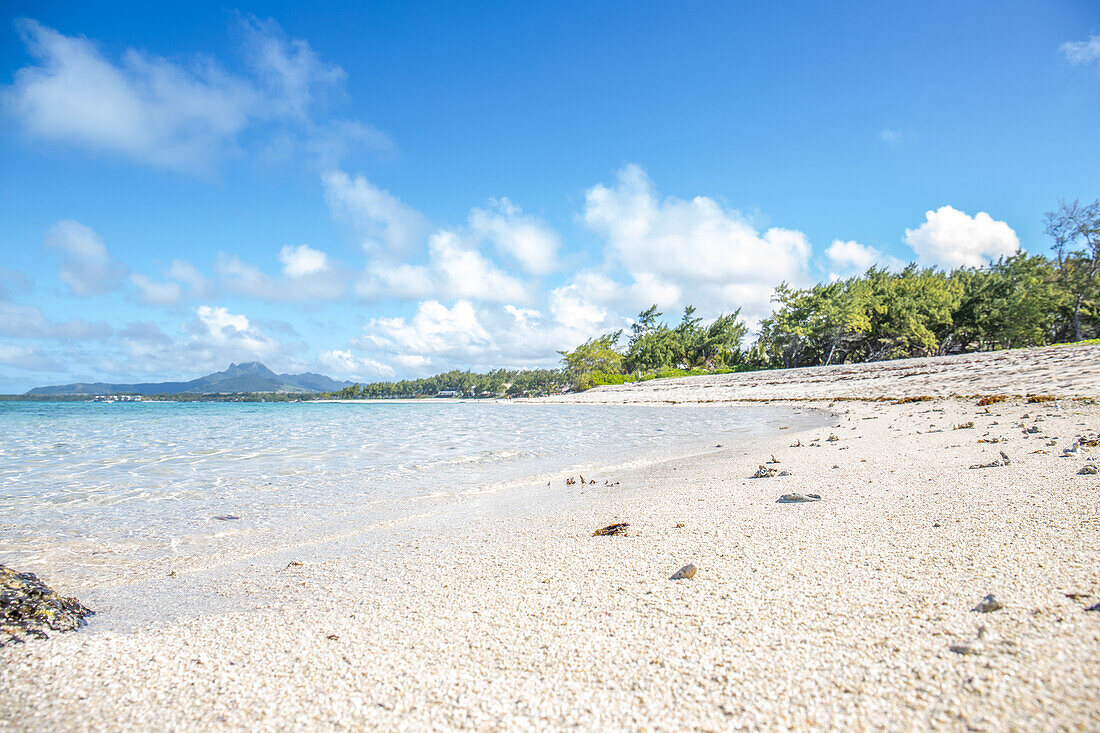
3 344 1099 731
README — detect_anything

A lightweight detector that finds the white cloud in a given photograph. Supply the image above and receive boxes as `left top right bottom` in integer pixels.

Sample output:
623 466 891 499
169 260 209 291
0 302 112 339
43 220 124 296
504 304 541 328
318 349 395 380
2 18 382 173
130 259 210 305
279 244 328 277
549 283 612 337
824 239 907 280
904 205 1019 269
238 15 344 120
189 305 278 357
1061 35 1100 69
582 163 811 321
130 273 183 305
0 344 63 372
359 229 528 303
322 170 428 257
351 298 580 376
0 267 31 300
4 20 258 173
216 252 344 301
360 300 492 360
468 198 560 274
305 119 393 168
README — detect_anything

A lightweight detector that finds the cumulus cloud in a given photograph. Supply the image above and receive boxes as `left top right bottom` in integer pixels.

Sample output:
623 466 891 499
4 19 259 172
322 170 429 257
359 230 528 303
824 239 907 280
582 164 810 321
216 251 344 301
468 198 560 274
351 299 577 376
1061 35 1100 70
0 302 112 339
279 244 328 276
130 259 211 305
360 300 492 361
187 305 279 358
0 344 63 372
43 220 125 296
904 206 1019 269
318 349 395 380
2 18 383 173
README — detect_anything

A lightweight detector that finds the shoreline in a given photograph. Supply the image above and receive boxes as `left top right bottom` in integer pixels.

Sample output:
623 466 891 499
2 346 1099 730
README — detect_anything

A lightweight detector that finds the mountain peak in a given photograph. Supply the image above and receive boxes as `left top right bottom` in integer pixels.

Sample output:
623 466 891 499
24 362 353 396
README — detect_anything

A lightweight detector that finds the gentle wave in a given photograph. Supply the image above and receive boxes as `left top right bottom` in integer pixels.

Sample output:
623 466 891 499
0 400 826 588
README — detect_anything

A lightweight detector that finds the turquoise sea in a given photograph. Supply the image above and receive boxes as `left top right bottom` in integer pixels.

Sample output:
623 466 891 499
0 400 827 589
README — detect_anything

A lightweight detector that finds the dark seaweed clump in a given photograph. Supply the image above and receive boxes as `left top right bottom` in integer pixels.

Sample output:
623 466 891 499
1 565 94 647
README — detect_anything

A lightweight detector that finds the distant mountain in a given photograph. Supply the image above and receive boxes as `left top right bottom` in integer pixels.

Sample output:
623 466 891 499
24 362 354 396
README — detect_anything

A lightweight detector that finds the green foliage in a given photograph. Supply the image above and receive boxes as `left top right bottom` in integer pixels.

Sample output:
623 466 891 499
1045 199 1100 341
955 253 1062 349
557 305 751 390
559 332 624 378
327 368 569 399
756 254 1075 368
573 371 636 391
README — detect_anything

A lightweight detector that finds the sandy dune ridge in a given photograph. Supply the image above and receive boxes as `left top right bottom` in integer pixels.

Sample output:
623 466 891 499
540 343 1100 403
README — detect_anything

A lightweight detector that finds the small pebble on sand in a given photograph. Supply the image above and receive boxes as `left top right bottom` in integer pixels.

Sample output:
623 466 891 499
777 493 822 503
973 594 1004 613
670 563 697 580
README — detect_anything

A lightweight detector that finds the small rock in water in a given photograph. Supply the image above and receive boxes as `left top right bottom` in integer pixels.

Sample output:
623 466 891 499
1 565 94 646
1078 464 1099 475
669 563 697 580
777 493 822 503
592 522 629 536
212 514 240 521
973 594 1004 613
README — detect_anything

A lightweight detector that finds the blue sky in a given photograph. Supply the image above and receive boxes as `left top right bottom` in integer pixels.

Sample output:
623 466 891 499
1 1 1098 392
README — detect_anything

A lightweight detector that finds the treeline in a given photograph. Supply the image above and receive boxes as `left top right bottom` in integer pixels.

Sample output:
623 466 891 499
328 368 568 399
562 199 1099 387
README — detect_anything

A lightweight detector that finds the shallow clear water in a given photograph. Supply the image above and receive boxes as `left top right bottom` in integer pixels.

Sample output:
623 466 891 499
0 399 825 588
